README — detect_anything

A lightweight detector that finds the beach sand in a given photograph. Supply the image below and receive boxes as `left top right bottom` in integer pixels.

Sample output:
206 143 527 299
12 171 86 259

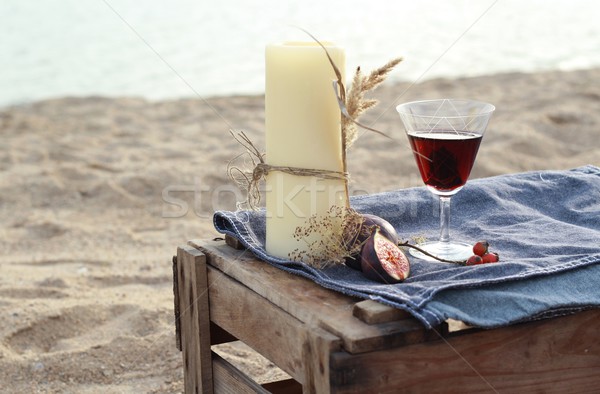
1 68 598 393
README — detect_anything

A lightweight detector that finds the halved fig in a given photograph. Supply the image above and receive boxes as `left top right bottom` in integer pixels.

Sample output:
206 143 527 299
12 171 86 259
345 214 399 271
360 229 410 284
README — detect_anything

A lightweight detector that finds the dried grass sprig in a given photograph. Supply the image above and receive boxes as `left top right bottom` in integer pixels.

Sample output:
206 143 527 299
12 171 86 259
343 57 403 149
227 130 266 210
289 206 372 268
363 58 403 90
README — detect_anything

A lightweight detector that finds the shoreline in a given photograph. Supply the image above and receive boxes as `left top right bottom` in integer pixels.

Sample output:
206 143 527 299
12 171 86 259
1 67 599 393
3 66 600 110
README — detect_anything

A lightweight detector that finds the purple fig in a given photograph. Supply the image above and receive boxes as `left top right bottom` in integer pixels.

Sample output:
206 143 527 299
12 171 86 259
345 214 399 271
362 214 399 245
360 229 410 284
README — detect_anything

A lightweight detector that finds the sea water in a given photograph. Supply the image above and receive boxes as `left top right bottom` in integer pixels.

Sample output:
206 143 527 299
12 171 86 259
1 0 599 107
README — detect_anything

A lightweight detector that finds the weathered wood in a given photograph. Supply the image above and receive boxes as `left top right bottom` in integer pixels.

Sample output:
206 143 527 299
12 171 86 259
225 234 245 250
177 245 213 394
189 239 441 354
172 255 182 351
303 327 339 394
205 263 342 384
352 300 412 324
330 309 600 393
212 351 268 394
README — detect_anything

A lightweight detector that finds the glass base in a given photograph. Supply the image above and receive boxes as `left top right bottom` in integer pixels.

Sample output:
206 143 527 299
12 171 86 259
408 241 472 262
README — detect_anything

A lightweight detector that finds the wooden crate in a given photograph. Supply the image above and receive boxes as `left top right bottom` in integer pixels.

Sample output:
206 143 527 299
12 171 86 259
173 237 600 393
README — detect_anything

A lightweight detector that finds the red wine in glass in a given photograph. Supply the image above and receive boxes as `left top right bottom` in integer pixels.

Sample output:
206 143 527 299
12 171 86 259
408 130 482 193
397 99 494 261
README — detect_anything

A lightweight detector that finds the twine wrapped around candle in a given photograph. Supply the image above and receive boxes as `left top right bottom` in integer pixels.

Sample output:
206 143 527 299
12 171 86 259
228 130 349 210
253 163 348 181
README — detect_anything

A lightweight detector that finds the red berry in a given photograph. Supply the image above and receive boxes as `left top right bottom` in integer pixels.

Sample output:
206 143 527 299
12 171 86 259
482 252 500 263
466 255 483 266
473 241 489 257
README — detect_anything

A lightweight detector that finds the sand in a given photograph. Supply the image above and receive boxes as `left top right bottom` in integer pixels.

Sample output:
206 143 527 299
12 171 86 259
0 68 598 393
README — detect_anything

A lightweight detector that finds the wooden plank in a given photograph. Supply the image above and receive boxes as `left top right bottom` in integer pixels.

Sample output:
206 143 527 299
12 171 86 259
212 351 269 394
172 255 182 351
329 309 600 393
189 239 441 354
177 245 213 394
225 234 245 250
205 264 342 385
352 300 412 324
302 327 339 394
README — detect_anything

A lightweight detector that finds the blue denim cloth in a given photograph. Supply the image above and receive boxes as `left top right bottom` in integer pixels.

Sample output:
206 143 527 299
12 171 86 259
213 166 600 328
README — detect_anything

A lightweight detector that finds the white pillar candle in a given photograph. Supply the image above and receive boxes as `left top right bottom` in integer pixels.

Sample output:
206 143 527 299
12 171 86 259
265 41 347 261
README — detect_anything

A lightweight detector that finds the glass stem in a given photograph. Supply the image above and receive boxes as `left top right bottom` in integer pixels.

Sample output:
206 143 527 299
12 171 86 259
439 196 451 244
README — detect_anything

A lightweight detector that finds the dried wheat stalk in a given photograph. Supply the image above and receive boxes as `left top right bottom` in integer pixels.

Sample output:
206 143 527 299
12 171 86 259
343 58 403 149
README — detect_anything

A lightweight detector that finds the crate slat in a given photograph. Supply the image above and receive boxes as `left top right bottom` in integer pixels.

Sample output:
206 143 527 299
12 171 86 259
212 351 269 394
176 245 213 394
206 264 342 386
330 308 600 393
